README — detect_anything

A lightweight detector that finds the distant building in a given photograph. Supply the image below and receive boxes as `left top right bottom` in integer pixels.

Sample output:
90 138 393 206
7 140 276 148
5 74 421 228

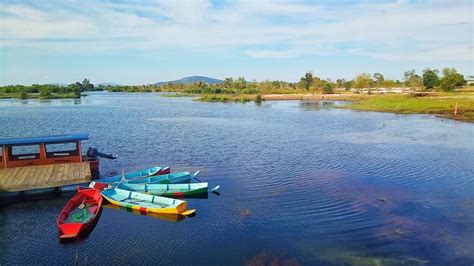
466 76 474 85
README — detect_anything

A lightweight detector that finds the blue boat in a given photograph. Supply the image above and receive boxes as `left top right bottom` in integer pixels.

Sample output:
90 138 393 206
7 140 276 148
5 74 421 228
96 166 170 183
117 182 210 197
126 171 199 184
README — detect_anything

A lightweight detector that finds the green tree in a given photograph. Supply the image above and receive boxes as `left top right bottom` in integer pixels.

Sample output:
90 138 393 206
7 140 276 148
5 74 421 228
373 73 384 87
353 73 372 93
300 72 313 91
422 68 440 89
404 69 416 82
322 82 334 94
310 76 323 93
39 89 52 99
69 82 83 98
408 75 423 89
381 79 396 92
440 67 466 92
20 90 28 99
223 77 234 89
336 78 346 88
235 77 247 91
343 80 352 90
82 78 94 91
404 69 423 89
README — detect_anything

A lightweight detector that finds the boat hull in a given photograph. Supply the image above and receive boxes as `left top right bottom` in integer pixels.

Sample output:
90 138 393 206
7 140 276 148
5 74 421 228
57 187 103 239
96 166 170 183
118 182 208 197
126 172 193 185
101 188 191 215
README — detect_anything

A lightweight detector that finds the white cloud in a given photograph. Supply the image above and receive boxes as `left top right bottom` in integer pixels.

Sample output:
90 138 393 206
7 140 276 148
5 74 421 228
244 49 298 58
0 0 472 63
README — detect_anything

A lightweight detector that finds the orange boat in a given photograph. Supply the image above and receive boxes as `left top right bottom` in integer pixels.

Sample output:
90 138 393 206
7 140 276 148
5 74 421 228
57 187 103 239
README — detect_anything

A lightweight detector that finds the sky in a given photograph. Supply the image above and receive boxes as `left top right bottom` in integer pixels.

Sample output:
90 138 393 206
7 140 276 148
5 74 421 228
0 0 473 85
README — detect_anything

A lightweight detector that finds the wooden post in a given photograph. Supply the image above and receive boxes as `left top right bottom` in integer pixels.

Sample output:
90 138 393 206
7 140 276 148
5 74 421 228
1 145 6 169
454 102 458 116
77 141 82 163
39 143 47 161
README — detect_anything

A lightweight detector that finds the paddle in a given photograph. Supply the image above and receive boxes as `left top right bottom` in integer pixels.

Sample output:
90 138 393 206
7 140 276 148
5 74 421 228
78 198 86 209
211 185 220 192
191 170 201 182
113 169 127 188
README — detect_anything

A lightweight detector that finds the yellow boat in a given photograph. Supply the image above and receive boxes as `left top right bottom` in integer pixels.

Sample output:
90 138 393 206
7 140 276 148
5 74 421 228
101 188 196 216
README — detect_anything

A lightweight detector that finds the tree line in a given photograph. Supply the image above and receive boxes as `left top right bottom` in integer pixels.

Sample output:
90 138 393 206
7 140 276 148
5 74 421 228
114 67 467 95
299 67 467 94
1 67 468 99
0 79 96 99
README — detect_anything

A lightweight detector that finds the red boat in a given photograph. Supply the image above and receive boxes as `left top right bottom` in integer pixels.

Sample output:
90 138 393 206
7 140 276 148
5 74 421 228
57 187 103 239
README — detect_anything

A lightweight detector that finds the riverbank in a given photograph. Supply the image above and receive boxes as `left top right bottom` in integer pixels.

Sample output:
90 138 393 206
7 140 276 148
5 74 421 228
190 91 474 122
0 93 80 100
341 93 474 122
192 93 371 102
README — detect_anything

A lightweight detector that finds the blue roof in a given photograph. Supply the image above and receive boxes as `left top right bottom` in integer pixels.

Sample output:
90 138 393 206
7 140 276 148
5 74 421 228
0 133 89 146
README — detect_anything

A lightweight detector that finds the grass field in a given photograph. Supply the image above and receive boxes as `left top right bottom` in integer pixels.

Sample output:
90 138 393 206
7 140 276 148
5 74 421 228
342 93 474 122
197 94 256 103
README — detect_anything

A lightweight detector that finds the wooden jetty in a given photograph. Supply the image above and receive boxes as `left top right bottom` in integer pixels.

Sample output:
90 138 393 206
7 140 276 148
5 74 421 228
0 133 93 193
0 162 91 192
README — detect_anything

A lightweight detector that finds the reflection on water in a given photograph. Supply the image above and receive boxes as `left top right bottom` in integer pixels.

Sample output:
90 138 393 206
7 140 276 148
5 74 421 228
299 100 338 111
0 93 473 265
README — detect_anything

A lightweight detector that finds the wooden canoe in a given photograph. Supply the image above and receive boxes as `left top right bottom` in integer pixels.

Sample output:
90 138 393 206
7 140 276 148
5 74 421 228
96 166 170 183
118 182 209 197
101 188 195 215
57 187 103 239
125 171 198 185
103 203 186 222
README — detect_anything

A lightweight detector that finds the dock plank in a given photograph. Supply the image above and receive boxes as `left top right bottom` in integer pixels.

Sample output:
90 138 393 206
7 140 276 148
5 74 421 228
49 164 60 183
84 163 91 178
0 162 92 192
10 167 30 187
0 167 20 188
64 164 74 181
55 164 67 182
2 167 21 188
22 166 42 189
43 165 55 184
78 163 84 182
5 167 24 186
33 164 50 187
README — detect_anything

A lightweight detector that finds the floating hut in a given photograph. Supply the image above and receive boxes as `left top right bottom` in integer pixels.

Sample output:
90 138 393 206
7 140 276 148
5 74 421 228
0 133 96 193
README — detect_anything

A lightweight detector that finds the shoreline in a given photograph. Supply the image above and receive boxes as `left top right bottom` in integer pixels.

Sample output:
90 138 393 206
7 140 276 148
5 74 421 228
192 92 474 123
262 93 371 101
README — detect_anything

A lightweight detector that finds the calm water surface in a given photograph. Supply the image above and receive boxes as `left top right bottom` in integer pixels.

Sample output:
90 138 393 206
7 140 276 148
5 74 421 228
0 92 473 265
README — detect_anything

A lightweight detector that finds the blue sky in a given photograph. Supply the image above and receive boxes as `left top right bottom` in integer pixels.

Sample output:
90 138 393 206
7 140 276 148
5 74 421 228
0 0 472 85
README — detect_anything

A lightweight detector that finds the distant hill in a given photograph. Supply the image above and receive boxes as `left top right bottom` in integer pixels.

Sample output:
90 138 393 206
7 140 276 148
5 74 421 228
155 76 223 86
98 82 119 86
46 83 68 87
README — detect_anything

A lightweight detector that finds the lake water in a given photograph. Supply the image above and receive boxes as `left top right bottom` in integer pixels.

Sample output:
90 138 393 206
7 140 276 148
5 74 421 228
0 92 473 265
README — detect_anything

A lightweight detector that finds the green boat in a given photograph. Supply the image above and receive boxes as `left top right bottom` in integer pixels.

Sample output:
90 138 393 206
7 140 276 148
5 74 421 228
117 182 216 197
125 171 199 184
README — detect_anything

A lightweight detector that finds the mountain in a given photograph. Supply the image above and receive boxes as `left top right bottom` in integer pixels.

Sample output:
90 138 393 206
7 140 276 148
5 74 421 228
154 76 223 86
98 82 119 86
46 83 68 87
